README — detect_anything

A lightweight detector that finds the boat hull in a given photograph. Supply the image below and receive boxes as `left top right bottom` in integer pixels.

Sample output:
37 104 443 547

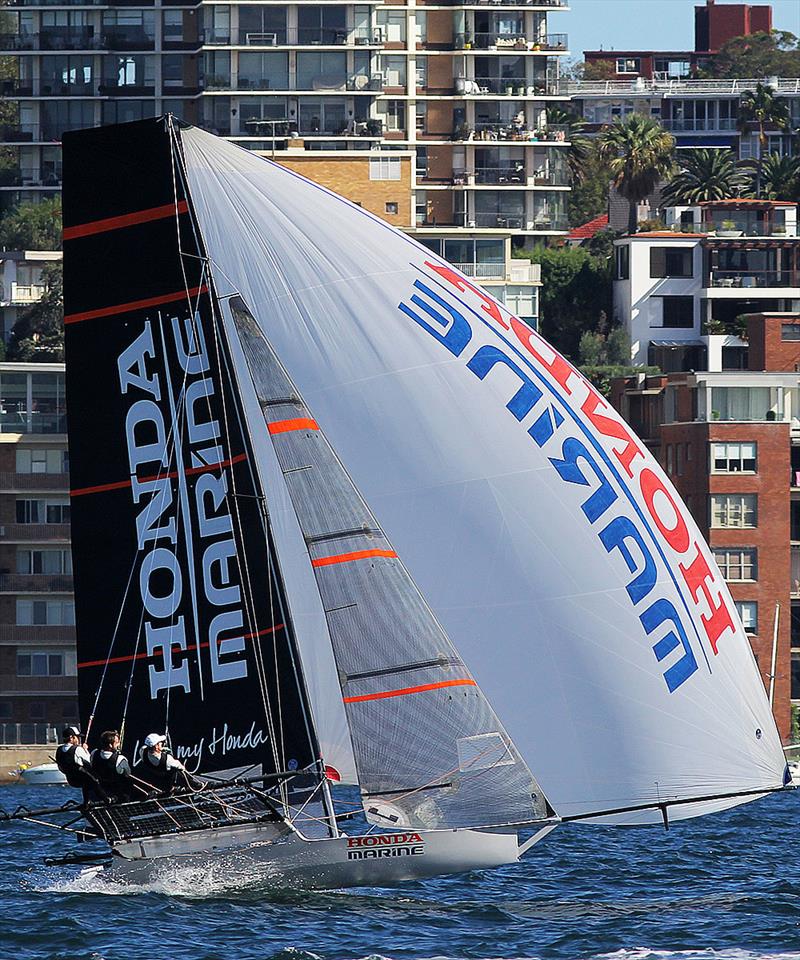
19 764 67 786
97 825 521 889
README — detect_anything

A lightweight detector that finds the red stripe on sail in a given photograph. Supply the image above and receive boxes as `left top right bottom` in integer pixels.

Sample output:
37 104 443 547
268 418 319 435
63 201 189 240
343 679 477 704
311 549 398 568
77 624 285 670
70 453 247 498
64 284 207 325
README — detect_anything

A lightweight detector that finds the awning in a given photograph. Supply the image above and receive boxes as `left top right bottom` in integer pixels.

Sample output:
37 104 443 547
649 339 705 348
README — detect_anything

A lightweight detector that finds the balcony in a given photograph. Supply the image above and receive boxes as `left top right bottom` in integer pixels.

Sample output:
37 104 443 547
97 82 156 96
0 723 59 746
0 574 73 593
38 80 95 97
474 166 526 184
0 79 33 96
40 28 98 50
0 473 69 491
0 624 76 646
452 261 506 279
0 124 43 143
101 30 156 50
1 523 70 541
662 118 737 133
706 270 800 289
464 122 568 143
473 212 526 228
1 675 77 693
0 410 68 434
466 77 565 96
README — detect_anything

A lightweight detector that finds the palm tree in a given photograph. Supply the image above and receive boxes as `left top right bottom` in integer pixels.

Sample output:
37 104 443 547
737 83 791 197
757 153 800 202
661 148 750 206
597 115 675 233
545 106 591 183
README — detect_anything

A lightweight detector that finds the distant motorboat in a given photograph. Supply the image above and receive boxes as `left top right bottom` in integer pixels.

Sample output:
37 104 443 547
17 763 67 787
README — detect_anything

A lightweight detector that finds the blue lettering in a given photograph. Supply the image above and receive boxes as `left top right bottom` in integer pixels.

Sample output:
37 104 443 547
466 345 543 421
398 281 472 357
549 437 617 524
640 597 698 692
599 515 657 606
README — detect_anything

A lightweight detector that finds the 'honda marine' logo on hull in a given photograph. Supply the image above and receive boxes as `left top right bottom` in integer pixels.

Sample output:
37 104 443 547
346 833 425 860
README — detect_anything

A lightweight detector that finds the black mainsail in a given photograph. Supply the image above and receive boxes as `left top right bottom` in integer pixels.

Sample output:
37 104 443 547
62 118 319 784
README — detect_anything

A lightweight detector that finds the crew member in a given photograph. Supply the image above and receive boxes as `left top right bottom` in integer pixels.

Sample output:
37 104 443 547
55 725 98 802
90 730 135 802
138 733 189 795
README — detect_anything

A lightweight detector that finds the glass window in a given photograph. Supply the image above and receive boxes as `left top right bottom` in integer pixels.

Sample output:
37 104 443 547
615 58 640 74
17 651 65 676
710 386 776 422
615 245 629 280
296 51 345 89
735 601 758 634
369 157 401 181
650 247 693 278
711 442 756 473
782 324 800 341
710 494 757 528
713 548 757 582
16 549 72 575
17 599 74 625
661 296 694 328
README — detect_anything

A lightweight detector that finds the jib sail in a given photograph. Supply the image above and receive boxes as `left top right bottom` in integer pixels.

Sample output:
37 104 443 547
62 117 319 784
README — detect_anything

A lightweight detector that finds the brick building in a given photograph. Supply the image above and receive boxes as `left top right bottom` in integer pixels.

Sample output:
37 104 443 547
611 312 800 741
0 363 74 745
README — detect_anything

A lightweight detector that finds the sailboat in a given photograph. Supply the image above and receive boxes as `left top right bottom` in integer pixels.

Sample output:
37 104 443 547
2 115 789 888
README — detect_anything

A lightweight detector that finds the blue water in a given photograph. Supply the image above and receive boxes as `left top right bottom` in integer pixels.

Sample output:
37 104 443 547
1 786 799 960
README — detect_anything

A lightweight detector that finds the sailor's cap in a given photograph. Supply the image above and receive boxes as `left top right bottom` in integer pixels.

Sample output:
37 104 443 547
62 724 81 739
144 733 167 748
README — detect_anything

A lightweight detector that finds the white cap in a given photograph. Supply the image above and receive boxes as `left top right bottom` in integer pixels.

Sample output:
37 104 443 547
144 733 167 749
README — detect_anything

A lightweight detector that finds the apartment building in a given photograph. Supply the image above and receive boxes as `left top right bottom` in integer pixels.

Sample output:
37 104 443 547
0 362 74 743
583 0 772 82
0 251 62 346
0 0 572 238
569 76 800 159
613 199 800 371
611 311 800 741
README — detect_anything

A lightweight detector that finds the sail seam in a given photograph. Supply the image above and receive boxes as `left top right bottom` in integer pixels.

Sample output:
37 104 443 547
63 200 189 240
64 285 208 325
343 678 477 703
305 527 376 546
345 658 460 682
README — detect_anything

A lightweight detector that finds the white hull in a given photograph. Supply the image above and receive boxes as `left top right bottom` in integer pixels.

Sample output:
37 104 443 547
96 824 525 889
19 764 67 786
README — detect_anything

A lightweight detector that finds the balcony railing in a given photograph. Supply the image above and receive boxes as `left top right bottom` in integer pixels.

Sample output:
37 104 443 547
473 212 526 228
423 0 568 7
38 80 95 97
465 122 568 142
101 30 156 50
1 523 70 541
706 270 800 289
0 624 76 645
0 574 73 593
205 27 376 46
0 124 44 142
0 411 68 434
0 723 59 746
452 262 506 279
1 675 77 692
0 473 69 491
468 77 565 96
475 166 526 184
662 118 737 132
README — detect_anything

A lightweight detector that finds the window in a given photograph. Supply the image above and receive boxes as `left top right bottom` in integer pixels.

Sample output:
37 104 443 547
710 386 777 422
16 499 69 523
711 441 756 473
16 448 67 474
661 296 694 328
713 548 757 582
782 323 800 341
17 651 65 676
710 494 757 528
369 156 401 181
16 549 72 575
666 444 674 475
735 601 758 634
16 599 75 626
0 703 11 720
614 245 629 280
676 443 684 476
615 58 640 74
385 202 398 215
650 247 693 278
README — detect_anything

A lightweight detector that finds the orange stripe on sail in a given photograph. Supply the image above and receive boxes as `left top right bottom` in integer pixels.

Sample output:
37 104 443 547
70 453 247 498
64 284 207 325
77 624 285 670
311 549 397 568
268 418 319 435
343 679 477 704
63 201 189 240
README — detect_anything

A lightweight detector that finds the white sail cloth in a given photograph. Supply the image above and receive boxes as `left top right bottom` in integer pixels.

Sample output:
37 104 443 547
182 127 786 824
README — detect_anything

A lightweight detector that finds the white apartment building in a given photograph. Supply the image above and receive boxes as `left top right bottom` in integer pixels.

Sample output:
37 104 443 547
0 251 62 346
613 199 800 372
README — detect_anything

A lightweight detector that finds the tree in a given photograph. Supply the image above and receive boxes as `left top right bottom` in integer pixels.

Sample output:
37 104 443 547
711 30 800 79
567 145 614 227
757 153 800 201
7 262 64 361
524 244 613 361
738 83 791 196
0 197 62 250
545 106 591 184
597 115 675 233
661 148 750 205
581 59 618 81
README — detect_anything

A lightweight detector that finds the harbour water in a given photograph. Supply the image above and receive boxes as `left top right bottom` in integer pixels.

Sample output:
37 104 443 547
1 785 799 960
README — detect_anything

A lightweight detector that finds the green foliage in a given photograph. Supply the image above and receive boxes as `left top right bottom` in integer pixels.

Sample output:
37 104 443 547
636 218 666 232
711 31 800 79
585 228 625 260
738 83 791 146
7 262 64 362
661 148 750 205
597 115 675 232
0 197 62 250
545 106 591 184
581 59 618 81
567 144 614 227
524 244 613 361
579 325 631 366
757 153 800 201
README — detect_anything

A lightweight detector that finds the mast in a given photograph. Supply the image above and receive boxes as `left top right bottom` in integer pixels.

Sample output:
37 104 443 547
61 118 326 821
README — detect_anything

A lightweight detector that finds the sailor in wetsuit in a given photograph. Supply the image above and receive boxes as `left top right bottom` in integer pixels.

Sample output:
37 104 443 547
138 733 189 795
55 725 98 802
90 730 135 802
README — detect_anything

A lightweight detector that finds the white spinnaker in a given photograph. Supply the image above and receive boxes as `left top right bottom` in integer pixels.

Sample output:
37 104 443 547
182 126 786 824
